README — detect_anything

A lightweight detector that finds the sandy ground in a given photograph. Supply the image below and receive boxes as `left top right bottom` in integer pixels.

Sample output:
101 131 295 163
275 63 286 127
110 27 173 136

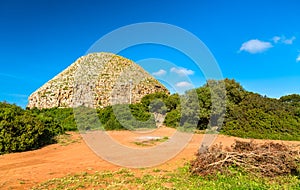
1 127 299 189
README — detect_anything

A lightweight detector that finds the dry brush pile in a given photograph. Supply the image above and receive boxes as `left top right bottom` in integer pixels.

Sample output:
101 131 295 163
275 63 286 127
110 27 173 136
190 140 300 177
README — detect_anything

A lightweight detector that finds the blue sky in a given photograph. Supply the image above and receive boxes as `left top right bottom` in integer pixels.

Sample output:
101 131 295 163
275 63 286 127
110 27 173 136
1 0 300 108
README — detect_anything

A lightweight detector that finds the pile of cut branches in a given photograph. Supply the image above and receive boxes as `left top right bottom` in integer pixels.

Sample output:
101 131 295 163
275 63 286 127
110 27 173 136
190 140 300 177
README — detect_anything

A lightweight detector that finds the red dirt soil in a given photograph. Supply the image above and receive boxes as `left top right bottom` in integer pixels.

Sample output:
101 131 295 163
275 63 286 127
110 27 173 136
1 127 299 189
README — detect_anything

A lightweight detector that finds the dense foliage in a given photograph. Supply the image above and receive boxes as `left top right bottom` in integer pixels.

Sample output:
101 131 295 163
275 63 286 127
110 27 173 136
221 80 300 140
163 79 300 140
30 107 76 131
97 103 156 131
1 78 300 155
223 92 300 140
0 102 63 154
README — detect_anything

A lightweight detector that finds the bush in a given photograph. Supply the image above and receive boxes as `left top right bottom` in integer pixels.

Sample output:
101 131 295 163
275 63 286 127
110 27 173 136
0 102 63 154
73 106 102 131
222 92 300 140
98 104 156 130
164 109 180 128
30 107 76 131
140 92 168 110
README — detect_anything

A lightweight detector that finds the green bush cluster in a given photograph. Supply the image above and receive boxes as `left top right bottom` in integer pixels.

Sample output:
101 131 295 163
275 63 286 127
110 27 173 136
73 106 103 131
98 104 156 130
2 78 300 155
30 107 76 131
223 92 300 140
163 79 300 140
28 102 158 132
0 102 63 154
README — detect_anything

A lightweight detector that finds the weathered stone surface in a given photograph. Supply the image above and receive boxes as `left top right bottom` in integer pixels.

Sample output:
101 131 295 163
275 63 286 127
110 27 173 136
27 52 169 109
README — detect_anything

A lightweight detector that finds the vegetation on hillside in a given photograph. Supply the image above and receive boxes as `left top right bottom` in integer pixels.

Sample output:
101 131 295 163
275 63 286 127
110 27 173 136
26 79 300 141
223 92 300 140
163 79 300 140
1 78 300 154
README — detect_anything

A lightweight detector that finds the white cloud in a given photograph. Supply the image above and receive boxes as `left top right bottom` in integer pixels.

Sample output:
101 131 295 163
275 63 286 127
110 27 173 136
296 54 300 62
239 39 273 54
170 67 194 76
272 35 296 45
152 69 166 76
282 36 296 45
272 36 281 43
175 81 192 87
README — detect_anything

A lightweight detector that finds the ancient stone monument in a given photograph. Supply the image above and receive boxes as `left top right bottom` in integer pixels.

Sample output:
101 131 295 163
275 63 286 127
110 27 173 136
27 52 169 109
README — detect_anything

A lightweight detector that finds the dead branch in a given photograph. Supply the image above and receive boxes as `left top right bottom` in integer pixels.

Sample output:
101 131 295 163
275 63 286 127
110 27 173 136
190 140 300 177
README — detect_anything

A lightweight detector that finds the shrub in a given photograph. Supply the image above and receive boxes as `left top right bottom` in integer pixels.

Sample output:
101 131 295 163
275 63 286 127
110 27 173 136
99 104 156 130
0 102 63 154
30 107 76 131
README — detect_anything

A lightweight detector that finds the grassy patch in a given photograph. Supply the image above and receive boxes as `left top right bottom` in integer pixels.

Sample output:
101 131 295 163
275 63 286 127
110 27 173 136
31 164 300 190
54 132 81 146
133 136 169 146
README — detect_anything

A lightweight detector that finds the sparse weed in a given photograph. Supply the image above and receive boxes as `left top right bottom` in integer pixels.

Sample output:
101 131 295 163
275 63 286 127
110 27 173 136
31 164 300 190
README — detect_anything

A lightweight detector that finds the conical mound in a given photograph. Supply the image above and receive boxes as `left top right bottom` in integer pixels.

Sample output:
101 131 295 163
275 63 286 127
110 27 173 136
28 52 169 109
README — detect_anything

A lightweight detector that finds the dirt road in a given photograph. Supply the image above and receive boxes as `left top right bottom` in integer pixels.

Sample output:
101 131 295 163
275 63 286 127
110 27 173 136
1 128 299 189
